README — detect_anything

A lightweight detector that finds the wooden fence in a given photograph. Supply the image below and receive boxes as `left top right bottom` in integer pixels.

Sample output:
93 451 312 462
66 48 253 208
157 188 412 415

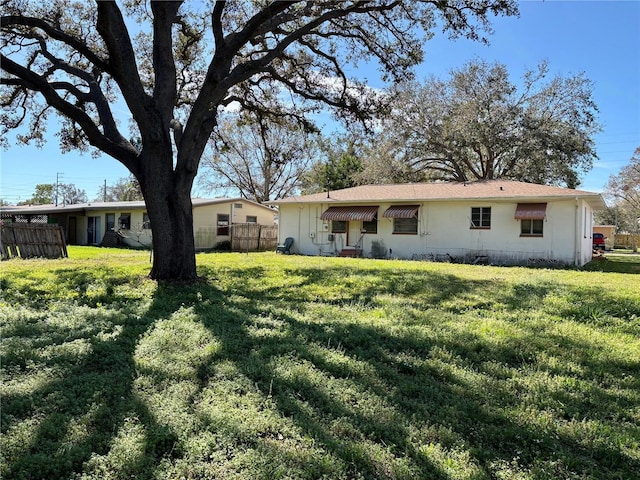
230 224 278 252
1 223 68 259
614 233 639 249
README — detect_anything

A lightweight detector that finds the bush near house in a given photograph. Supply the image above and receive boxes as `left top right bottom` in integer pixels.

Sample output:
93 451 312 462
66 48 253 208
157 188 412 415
1 248 639 480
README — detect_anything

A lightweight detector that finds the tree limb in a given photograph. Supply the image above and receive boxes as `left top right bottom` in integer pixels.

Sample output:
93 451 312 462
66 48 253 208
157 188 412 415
95 1 152 133
1 53 138 170
1 14 110 72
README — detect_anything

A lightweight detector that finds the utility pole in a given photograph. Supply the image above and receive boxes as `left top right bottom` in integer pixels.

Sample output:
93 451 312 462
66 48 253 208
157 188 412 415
55 172 63 206
103 179 107 202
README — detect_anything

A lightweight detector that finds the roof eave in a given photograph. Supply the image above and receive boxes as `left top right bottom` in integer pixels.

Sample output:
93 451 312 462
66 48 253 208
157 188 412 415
270 193 608 207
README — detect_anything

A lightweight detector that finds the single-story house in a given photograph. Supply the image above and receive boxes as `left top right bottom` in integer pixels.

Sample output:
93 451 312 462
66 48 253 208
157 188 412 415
1 198 276 249
267 180 606 266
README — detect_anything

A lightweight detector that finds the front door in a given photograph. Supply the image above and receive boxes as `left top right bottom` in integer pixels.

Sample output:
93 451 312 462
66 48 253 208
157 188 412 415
87 216 101 244
68 217 77 244
348 221 362 247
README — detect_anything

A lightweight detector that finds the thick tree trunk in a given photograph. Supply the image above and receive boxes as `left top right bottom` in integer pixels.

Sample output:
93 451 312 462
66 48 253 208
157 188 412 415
139 149 198 282
145 188 197 282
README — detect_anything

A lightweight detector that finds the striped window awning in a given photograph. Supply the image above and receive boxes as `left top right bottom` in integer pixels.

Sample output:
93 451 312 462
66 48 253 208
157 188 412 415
320 206 379 222
514 203 547 220
383 205 420 219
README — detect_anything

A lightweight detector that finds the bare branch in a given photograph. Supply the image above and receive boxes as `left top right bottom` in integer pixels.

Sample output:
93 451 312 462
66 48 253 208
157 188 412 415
1 14 110 71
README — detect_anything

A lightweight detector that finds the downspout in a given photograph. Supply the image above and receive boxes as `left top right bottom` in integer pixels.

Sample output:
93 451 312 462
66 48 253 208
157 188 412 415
298 203 303 253
230 202 235 250
574 197 580 266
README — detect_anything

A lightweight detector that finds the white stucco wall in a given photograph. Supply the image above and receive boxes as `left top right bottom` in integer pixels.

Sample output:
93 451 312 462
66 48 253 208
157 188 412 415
67 209 150 247
278 198 595 266
86 209 152 247
119 210 152 247
71 200 275 249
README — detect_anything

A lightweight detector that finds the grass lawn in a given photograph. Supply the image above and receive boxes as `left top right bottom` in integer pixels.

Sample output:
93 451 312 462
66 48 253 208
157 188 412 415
1 248 639 480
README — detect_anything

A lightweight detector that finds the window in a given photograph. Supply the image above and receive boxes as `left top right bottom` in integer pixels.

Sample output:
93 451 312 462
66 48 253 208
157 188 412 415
217 214 229 235
246 215 257 223
393 216 418 234
384 205 419 234
471 207 491 229
118 213 131 230
142 212 151 229
331 220 347 233
521 219 543 236
363 218 378 234
106 213 115 231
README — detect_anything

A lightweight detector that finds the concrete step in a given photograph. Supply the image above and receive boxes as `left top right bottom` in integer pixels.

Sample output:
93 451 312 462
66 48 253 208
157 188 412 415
339 248 362 257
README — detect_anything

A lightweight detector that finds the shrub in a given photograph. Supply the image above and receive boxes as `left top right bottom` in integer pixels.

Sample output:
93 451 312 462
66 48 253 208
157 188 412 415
370 239 387 259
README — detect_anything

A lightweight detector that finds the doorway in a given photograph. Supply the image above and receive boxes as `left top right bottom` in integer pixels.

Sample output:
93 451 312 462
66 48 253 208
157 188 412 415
87 216 101 244
68 217 77 244
348 221 362 246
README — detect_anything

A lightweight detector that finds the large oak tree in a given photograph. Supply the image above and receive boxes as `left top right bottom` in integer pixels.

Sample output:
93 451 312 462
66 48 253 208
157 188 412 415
1 1 517 281
360 59 600 188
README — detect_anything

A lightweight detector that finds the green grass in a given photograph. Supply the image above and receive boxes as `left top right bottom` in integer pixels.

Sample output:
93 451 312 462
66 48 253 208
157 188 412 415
1 248 639 480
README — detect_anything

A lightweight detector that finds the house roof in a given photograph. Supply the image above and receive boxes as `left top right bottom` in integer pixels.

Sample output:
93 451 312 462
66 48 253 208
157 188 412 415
267 180 606 209
0 197 275 216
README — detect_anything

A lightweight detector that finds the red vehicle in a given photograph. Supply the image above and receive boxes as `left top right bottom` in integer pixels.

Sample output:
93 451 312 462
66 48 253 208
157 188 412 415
593 233 606 251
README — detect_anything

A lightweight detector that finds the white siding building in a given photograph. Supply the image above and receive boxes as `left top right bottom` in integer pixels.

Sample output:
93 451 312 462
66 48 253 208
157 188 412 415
268 180 606 266
1 198 276 249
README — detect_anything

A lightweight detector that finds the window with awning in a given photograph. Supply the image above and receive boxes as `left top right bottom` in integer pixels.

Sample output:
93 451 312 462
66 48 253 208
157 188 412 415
320 206 379 222
382 205 420 219
514 203 547 220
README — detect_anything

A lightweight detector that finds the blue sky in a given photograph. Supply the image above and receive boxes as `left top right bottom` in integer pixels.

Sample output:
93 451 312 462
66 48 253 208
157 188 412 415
1 0 638 204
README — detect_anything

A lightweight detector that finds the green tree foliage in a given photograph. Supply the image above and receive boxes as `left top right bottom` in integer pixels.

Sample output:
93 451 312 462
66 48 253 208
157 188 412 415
18 183 87 205
361 59 600 187
200 112 320 202
301 134 364 194
1 1 518 280
594 204 629 233
604 146 640 249
96 175 144 202
19 183 54 205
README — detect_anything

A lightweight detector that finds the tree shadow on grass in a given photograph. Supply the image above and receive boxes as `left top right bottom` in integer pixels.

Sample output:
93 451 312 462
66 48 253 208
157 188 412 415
1 270 188 480
2 263 638 479
187 265 639 479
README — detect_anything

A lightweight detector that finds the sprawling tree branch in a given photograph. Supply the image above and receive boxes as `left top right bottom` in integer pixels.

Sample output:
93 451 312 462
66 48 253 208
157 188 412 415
2 0 519 280
95 1 151 132
1 53 138 169
361 59 599 187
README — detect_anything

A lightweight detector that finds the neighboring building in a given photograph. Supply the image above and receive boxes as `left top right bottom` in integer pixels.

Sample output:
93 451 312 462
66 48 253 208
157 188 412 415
267 180 606 266
593 225 615 250
1 198 276 249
